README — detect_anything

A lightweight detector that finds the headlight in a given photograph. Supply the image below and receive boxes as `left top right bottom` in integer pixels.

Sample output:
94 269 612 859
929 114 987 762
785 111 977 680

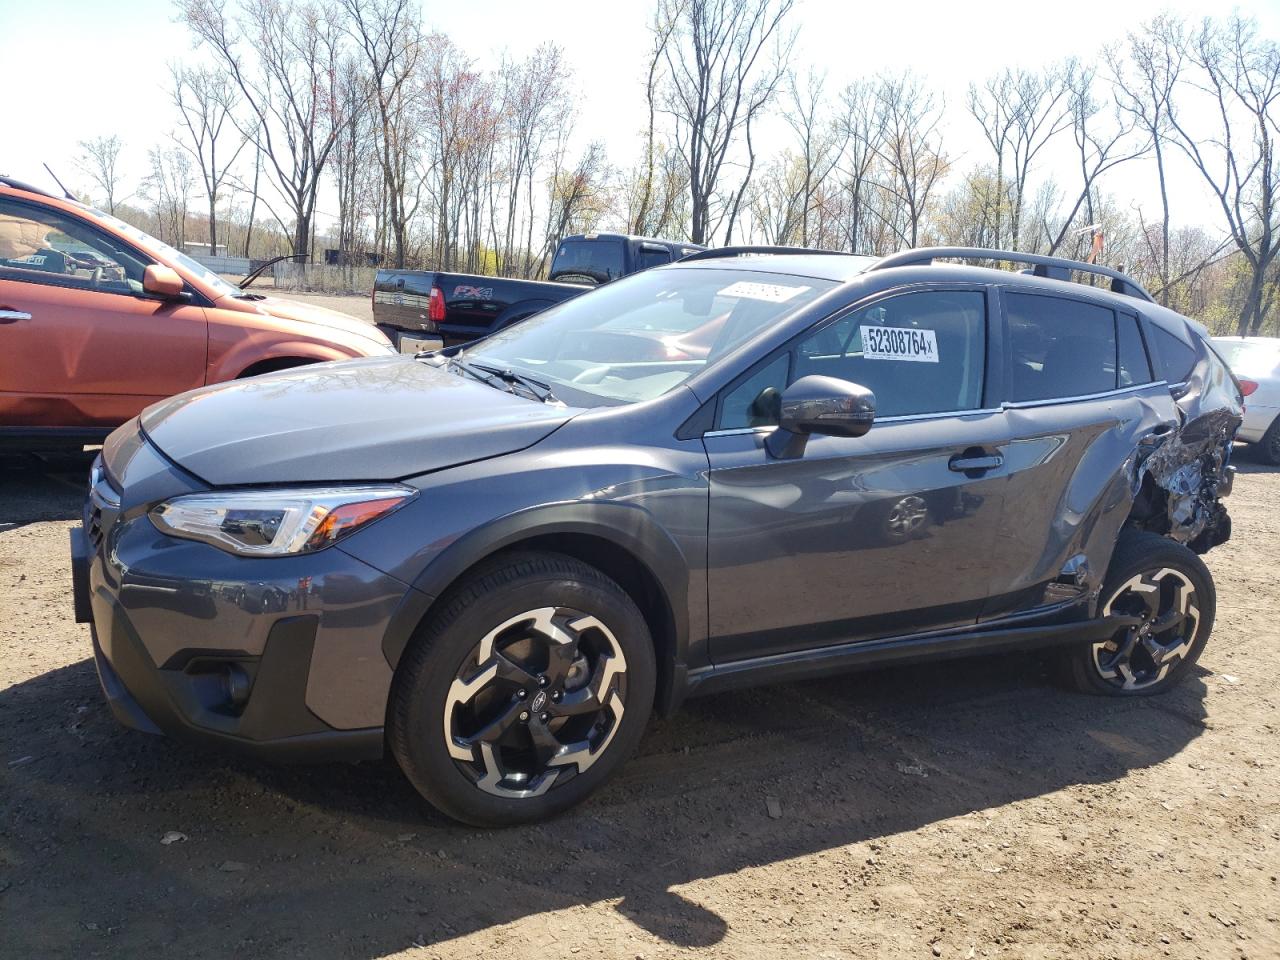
150 485 416 556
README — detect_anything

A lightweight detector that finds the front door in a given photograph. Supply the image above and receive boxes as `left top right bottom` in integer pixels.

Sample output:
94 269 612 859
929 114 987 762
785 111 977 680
705 287 1008 662
0 198 207 430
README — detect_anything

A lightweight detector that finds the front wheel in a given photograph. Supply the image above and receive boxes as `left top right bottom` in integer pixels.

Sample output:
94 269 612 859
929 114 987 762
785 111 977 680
388 552 655 826
1064 531 1216 696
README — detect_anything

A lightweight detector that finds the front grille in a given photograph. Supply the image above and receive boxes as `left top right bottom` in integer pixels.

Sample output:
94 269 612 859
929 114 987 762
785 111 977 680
86 459 121 551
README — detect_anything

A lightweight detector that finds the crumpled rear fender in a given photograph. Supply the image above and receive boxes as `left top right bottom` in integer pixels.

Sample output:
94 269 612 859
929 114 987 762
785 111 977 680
1131 340 1242 550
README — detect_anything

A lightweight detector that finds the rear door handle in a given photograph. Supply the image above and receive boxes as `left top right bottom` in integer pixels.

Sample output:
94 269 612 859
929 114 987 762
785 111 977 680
949 453 1004 473
0 309 32 323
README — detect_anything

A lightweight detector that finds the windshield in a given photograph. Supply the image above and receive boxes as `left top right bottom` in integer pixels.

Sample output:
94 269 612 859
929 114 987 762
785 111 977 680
1213 338 1280 376
463 268 835 406
550 239 625 283
92 209 241 298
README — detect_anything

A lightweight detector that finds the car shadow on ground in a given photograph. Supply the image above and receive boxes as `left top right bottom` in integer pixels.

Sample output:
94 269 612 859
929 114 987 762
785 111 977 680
1 642 1209 958
0 448 95 529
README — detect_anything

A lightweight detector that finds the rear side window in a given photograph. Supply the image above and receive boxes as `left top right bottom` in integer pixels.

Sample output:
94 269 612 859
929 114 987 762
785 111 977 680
636 247 672 270
1149 324 1198 383
1117 314 1153 386
1006 293 1117 402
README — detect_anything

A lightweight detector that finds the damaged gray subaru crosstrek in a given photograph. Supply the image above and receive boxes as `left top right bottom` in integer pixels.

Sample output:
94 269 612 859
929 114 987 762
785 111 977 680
71 246 1243 826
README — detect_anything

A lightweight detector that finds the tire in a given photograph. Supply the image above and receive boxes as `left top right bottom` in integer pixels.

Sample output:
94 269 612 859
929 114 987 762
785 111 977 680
1256 414 1280 465
388 551 656 826
1064 530 1216 697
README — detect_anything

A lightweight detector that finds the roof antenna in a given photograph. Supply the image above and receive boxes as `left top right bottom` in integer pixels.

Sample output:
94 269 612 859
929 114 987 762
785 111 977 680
43 163 76 201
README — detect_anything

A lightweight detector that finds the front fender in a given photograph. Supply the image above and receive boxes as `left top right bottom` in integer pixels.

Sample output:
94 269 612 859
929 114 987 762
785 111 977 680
379 499 692 670
209 339 355 381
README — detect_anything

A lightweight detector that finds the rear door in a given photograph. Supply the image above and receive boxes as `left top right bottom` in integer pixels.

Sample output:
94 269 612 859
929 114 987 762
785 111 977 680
704 285 1011 662
980 288 1171 619
0 198 207 430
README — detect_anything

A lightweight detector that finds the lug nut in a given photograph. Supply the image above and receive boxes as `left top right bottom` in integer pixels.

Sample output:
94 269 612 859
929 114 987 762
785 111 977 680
538 675 550 688
519 710 530 722
551 690 562 703
517 689 528 699
539 712 549 723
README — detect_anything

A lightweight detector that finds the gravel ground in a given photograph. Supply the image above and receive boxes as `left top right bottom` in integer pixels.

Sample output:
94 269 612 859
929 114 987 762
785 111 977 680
1 447 1277 960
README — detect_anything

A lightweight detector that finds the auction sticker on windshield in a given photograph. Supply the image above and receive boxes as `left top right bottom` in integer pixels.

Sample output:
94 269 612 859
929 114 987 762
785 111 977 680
860 325 939 362
718 281 810 303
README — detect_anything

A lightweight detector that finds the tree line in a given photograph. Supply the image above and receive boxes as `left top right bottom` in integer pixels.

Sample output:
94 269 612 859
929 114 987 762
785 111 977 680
72 1 1280 336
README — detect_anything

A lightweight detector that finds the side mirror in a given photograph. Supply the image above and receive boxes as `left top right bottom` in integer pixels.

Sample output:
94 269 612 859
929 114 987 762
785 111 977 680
765 375 876 459
143 264 185 299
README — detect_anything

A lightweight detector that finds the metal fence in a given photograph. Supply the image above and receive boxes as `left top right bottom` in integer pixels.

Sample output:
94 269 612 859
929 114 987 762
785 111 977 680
271 262 378 295
191 254 252 276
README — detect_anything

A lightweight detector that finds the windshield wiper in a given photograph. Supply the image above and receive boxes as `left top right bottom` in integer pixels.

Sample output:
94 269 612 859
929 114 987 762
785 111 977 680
449 357 559 404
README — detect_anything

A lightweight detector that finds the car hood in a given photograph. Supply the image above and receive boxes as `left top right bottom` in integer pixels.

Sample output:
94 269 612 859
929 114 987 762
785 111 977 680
214 293 390 348
140 357 576 485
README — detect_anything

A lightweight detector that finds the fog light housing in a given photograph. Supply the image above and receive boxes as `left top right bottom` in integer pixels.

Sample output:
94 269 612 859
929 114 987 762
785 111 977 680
223 664 252 709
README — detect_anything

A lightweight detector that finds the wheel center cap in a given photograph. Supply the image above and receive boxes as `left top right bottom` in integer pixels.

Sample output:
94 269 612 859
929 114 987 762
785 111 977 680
530 691 547 713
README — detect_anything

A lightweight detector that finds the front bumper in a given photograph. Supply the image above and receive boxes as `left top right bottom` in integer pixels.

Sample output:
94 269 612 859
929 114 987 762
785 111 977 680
70 445 419 762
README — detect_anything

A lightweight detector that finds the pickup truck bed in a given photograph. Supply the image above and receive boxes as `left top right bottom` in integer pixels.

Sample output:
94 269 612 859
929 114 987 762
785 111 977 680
373 271 586 351
371 233 703 352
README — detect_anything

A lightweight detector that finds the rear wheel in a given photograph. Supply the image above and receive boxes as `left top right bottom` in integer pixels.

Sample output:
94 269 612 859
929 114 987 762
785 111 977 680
1256 415 1280 465
389 552 655 826
1065 531 1216 696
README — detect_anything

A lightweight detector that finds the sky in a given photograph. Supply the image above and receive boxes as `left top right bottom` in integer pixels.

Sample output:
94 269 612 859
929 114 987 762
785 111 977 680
2 0 1279 242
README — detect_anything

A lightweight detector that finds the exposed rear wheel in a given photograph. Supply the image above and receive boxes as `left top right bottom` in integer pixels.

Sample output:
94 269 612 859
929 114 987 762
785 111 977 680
1256 415 1280 465
389 552 655 826
1065 531 1216 696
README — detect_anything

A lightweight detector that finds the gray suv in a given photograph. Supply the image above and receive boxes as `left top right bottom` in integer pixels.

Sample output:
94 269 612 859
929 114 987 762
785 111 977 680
70 246 1243 826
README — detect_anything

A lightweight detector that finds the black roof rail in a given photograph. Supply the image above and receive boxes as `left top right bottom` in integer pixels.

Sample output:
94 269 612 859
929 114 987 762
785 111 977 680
0 174 59 199
872 246 1153 302
679 245 852 262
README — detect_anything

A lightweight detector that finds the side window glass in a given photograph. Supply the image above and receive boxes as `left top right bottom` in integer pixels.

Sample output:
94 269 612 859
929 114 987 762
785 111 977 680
791 291 987 418
1149 325 1197 383
637 248 672 270
0 200 146 294
718 353 789 429
1006 293 1117 402
1117 314 1152 386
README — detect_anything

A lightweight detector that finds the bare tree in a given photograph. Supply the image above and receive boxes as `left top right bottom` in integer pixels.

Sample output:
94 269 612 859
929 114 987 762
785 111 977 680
180 0 354 259
631 0 684 235
1167 15 1280 336
1045 64 1148 255
872 72 949 249
142 146 195 245
655 0 796 245
170 64 246 256
341 0 423 268
833 79 887 254
1108 15 1185 304
75 135 127 214
968 65 1073 250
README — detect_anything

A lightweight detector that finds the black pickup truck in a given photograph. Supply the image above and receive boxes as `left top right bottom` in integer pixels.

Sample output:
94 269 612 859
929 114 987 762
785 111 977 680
372 233 702 352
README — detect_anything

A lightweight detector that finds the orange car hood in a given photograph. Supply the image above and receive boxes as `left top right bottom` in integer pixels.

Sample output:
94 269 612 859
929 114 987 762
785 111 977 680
215 293 387 346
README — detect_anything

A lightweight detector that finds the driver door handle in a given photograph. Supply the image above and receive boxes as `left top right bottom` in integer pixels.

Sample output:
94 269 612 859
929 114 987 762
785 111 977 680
949 452 1004 473
0 308 32 323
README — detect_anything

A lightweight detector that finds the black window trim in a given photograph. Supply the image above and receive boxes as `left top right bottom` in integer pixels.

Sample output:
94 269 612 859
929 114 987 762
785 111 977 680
705 281 997 435
0 197 206 305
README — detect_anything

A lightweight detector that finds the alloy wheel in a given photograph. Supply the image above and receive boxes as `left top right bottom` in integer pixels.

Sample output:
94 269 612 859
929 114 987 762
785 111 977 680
1092 567 1200 691
443 606 628 798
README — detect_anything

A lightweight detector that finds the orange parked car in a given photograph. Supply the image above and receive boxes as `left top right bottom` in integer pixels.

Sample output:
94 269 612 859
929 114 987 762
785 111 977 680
0 175 393 446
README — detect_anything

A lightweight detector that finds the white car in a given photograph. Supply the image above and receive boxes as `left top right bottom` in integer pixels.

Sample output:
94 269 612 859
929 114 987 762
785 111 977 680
1212 336 1280 463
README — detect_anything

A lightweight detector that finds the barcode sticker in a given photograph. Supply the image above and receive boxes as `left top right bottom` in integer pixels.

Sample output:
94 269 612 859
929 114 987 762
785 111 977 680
717 281 810 303
860 325 939 363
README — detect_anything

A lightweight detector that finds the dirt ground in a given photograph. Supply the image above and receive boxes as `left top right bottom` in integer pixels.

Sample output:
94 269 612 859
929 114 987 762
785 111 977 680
1 446 1277 960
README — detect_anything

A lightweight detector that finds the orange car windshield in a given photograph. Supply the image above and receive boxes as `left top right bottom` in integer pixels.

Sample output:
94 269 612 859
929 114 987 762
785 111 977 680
92 209 241 298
